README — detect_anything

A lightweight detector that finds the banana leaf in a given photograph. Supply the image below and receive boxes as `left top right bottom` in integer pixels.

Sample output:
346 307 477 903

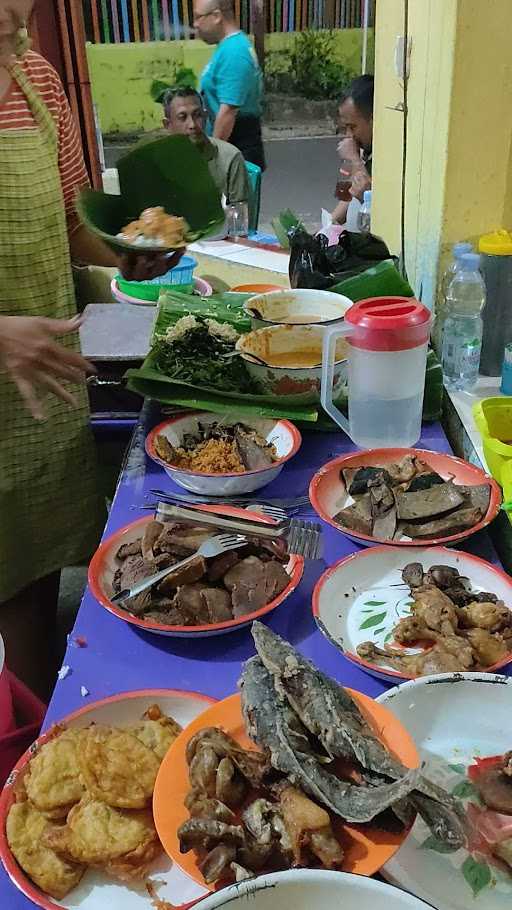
126 374 319 422
271 208 305 250
153 291 252 340
329 259 415 301
77 135 224 256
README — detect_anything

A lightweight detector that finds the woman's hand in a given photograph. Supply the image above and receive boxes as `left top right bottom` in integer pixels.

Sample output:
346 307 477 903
117 248 184 282
0 315 94 420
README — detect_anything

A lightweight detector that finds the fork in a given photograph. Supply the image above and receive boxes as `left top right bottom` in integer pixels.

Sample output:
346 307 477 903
111 534 247 604
286 519 323 560
148 489 312 510
137 502 303 519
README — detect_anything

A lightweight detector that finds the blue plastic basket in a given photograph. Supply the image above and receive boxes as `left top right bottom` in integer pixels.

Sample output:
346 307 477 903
147 255 197 287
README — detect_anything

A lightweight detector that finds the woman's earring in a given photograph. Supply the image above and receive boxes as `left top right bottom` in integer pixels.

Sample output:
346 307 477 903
15 22 31 58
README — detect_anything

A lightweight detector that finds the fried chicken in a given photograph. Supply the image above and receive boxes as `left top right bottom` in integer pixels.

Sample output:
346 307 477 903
77 725 160 809
462 628 509 666
357 640 474 676
7 801 84 900
410 585 459 634
458 600 512 632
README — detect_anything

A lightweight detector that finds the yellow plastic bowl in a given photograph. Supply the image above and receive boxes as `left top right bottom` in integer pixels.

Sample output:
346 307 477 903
473 397 512 485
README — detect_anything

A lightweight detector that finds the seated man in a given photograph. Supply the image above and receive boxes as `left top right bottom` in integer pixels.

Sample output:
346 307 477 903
332 74 373 228
163 86 249 206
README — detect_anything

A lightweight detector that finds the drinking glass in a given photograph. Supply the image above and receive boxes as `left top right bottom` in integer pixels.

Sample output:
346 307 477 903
226 201 249 238
335 158 355 202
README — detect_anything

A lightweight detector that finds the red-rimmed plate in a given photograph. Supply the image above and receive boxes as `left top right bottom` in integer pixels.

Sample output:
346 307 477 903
146 412 302 496
88 506 304 637
153 691 419 890
0 689 214 910
313 545 512 684
309 448 501 548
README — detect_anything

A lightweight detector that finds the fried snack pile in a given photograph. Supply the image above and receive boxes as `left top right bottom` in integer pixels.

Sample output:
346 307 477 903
117 207 186 249
6 705 181 900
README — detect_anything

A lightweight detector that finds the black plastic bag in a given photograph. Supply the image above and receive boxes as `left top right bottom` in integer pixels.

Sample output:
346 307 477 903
289 227 394 290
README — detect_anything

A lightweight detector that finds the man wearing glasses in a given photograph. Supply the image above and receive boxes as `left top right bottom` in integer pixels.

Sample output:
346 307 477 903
193 0 265 171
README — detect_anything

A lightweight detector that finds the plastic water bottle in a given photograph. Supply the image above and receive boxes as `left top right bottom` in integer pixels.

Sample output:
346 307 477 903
442 252 485 391
434 242 473 351
441 242 473 297
358 190 372 232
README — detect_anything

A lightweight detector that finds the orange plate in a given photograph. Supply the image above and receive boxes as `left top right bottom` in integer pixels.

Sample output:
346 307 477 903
230 283 283 293
309 447 501 548
153 690 419 888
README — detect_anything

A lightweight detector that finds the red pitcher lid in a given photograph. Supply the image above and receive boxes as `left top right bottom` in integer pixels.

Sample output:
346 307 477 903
345 296 431 351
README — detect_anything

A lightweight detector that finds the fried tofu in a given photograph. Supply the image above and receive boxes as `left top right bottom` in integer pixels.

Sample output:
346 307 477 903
6 801 84 900
43 796 161 873
77 725 160 809
128 706 182 760
24 728 84 818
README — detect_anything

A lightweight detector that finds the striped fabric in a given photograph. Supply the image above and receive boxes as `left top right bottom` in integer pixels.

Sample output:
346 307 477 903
0 62 102 602
0 51 89 221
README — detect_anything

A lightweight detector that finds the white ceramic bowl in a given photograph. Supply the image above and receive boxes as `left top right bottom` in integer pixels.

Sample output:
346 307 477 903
145 412 301 495
378 673 512 910
236 324 349 405
244 288 352 329
312 545 512 684
194 869 433 910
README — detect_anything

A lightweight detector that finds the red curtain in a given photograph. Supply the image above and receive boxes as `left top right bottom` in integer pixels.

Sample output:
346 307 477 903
30 0 101 188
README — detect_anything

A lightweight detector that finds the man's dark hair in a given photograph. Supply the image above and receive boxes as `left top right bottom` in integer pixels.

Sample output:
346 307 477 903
163 86 203 117
341 74 374 119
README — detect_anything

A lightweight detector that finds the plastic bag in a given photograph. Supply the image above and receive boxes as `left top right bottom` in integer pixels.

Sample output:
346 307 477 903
289 227 394 289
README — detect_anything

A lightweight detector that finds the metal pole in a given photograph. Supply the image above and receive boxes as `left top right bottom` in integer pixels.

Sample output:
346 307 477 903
361 0 370 74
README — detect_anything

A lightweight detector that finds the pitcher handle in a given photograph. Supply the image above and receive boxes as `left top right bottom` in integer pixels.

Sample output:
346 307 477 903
320 322 353 438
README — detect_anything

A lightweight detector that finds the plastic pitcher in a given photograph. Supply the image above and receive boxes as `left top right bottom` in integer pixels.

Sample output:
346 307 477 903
321 296 432 449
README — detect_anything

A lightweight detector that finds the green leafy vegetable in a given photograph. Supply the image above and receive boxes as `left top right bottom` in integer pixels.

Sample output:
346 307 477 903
461 856 491 897
359 612 387 630
152 319 258 394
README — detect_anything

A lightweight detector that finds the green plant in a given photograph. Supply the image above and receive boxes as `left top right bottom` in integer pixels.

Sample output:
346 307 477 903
150 66 197 104
266 30 355 101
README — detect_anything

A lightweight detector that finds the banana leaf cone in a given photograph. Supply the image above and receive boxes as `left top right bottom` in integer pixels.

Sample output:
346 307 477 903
77 135 225 255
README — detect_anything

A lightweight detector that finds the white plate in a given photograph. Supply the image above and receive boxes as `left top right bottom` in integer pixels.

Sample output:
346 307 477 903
377 673 512 910
0 689 213 910
194 868 433 909
313 546 512 683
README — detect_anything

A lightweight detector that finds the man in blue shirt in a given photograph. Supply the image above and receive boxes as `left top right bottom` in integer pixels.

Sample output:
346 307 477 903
193 0 265 170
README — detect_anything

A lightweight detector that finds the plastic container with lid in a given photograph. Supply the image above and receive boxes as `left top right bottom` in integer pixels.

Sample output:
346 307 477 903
478 230 512 376
320 296 432 448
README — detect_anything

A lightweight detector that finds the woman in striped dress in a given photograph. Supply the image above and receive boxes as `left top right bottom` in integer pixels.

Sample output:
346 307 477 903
0 2 176 698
